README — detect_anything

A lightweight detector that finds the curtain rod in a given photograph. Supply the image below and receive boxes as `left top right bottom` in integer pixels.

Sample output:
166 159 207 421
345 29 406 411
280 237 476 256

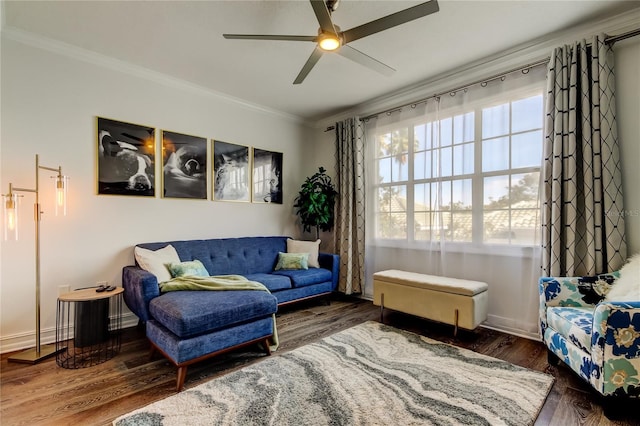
324 27 640 131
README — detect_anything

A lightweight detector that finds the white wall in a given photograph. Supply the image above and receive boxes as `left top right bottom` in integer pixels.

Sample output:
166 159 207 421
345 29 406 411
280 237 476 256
0 35 314 352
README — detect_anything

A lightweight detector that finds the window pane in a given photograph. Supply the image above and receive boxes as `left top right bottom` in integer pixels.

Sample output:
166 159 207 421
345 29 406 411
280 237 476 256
414 151 431 180
414 212 433 241
512 131 542 168
512 95 542 133
391 128 409 157
453 143 474 175
414 183 430 209
484 175 509 207
392 157 408 182
452 212 473 242
510 172 540 207
377 187 392 213
482 136 509 172
482 103 509 138
453 112 474 144
438 181 452 210
415 123 432 150
388 213 407 238
483 210 511 243
510 209 540 245
377 133 392 157
439 147 452 177
440 117 452 146
452 179 472 209
377 158 391 183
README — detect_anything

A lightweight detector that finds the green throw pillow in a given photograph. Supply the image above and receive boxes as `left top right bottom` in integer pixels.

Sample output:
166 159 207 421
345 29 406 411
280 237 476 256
167 259 209 278
275 252 309 271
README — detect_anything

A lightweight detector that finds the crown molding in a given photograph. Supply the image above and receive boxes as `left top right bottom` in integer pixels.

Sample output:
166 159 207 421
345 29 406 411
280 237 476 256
313 7 640 130
1 26 313 128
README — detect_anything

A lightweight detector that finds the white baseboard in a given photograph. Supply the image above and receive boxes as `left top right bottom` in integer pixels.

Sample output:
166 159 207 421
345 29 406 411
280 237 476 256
0 312 139 354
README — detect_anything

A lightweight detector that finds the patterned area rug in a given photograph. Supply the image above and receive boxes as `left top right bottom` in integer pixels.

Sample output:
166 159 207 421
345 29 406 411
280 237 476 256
114 321 554 425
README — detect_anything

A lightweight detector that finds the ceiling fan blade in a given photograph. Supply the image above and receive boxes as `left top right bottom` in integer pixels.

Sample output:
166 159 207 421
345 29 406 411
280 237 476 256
337 45 395 76
294 47 324 85
310 0 336 34
223 34 317 42
342 0 439 44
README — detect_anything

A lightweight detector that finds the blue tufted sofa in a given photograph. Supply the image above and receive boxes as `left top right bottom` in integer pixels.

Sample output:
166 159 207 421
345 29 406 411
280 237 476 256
122 236 339 390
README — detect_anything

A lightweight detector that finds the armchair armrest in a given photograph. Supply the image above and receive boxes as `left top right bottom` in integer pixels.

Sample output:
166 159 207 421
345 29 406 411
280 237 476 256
122 265 161 322
538 273 618 337
590 301 640 395
319 252 340 291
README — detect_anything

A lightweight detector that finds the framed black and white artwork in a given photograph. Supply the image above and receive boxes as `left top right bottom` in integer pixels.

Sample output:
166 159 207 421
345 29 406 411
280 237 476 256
252 148 283 204
97 117 155 196
213 140 250 202
162 131 207 199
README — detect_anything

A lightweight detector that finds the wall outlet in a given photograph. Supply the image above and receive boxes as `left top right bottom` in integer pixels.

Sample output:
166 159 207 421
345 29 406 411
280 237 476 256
97 281 108 287
58 285 70 296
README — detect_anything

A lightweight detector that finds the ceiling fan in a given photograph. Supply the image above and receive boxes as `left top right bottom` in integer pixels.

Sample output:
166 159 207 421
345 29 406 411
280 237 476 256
223 0 440 84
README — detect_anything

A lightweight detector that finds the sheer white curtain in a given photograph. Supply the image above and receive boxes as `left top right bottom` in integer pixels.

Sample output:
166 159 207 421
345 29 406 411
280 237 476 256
363 65 547 338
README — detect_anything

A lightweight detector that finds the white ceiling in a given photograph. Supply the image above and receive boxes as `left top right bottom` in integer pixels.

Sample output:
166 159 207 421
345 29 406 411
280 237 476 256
3 0 639 122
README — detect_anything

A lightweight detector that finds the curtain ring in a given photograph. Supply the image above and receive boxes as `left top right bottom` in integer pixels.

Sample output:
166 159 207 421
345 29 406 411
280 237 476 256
522 68 530 74
449 91 456 97
500 76 506 81
411 104 416 109
480 81 488 87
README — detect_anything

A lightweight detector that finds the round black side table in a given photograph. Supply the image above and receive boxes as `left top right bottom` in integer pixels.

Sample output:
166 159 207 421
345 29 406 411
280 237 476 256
56 287 123 368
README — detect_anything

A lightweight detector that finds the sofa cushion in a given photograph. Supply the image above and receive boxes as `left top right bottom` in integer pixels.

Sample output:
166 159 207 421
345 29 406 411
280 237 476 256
287 239 321 268
149 290 277 338
167 260 209 278
134 244 180 283
275 252 308 270
272 268 332 288
245 273 292 292
547 306 593 353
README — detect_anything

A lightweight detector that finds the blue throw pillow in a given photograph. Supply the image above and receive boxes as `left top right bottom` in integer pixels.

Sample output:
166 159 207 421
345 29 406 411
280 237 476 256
274 252 309 271
167 259 209 278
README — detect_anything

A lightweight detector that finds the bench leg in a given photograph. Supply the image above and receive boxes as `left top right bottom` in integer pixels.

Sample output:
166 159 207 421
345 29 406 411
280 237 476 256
454 309 459 337
380 293 385 323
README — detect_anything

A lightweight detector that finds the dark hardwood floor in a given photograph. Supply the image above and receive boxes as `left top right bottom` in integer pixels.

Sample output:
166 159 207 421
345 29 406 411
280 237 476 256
1 297 638 425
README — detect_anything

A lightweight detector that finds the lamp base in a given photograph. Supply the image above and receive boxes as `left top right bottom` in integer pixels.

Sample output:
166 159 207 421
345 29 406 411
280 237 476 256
8 343 65 364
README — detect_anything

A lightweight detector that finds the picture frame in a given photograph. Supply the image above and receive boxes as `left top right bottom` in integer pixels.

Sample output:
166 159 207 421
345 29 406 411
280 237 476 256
161 131 208 199
212 140 250 202
252 148 283 204
97 117 156 196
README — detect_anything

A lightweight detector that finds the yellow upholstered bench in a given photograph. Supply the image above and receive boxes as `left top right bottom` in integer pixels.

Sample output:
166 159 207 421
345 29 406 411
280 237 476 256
373 269 489 335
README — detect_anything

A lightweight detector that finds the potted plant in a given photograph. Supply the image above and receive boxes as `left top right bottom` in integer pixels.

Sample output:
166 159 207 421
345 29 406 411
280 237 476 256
294 167 338 240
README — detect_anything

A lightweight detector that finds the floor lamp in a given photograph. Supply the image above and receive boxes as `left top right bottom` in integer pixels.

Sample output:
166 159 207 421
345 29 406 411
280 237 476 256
3 154 69 364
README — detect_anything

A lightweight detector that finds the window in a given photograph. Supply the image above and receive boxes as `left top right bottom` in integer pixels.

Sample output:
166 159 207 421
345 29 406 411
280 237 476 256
371 92 543 247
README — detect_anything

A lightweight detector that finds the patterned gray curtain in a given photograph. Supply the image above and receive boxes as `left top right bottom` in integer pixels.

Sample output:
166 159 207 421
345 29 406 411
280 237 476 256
334 117 366 294
542 34 627 276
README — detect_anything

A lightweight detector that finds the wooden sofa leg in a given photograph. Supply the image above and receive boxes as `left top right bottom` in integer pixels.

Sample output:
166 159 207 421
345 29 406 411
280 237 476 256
148 345 157 361
176 366 187 392
263 338 272 356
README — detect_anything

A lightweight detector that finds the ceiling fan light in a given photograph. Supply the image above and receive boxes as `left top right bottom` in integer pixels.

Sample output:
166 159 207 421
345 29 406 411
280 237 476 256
318 34 340 51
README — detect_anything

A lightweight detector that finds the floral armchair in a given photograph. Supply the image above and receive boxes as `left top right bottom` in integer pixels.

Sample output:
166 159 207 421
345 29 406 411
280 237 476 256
538 272 640 402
